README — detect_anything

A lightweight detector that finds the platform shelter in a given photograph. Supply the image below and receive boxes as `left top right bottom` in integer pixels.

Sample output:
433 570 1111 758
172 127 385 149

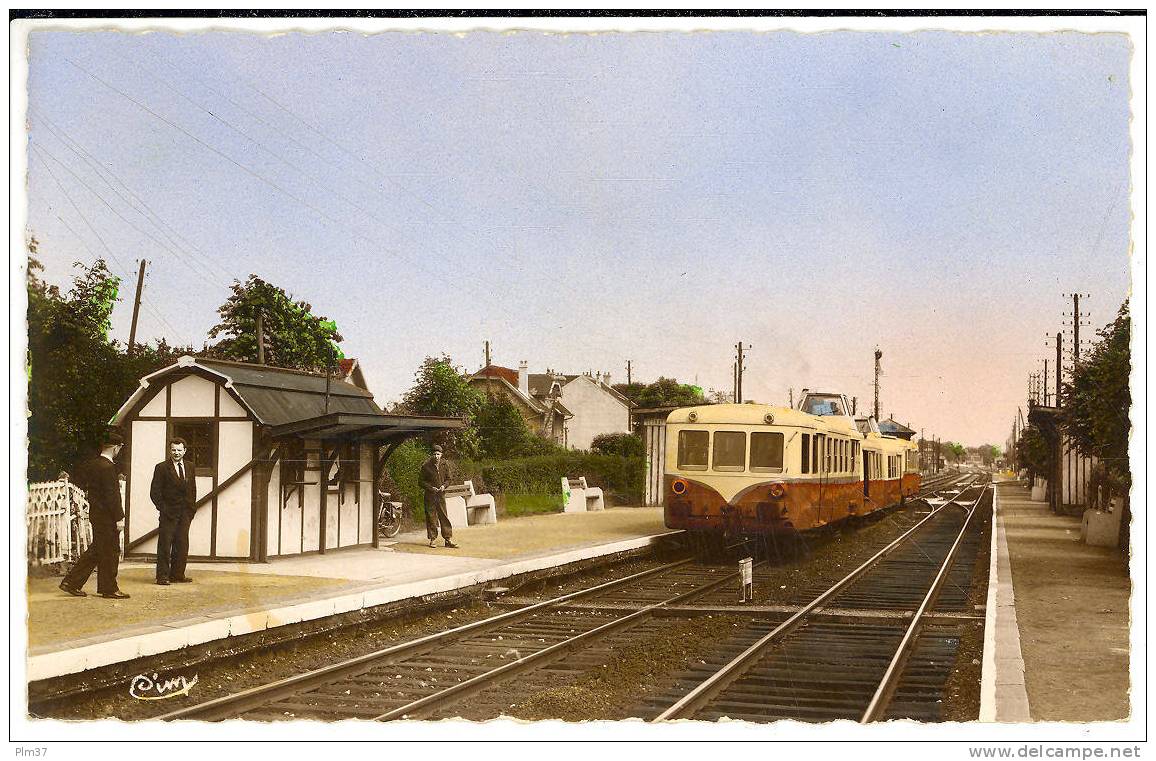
110 356 462 562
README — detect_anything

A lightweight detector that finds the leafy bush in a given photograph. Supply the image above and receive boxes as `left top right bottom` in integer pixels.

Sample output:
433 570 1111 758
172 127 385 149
460 452 645 506
385 440 431 519
590 432 644 458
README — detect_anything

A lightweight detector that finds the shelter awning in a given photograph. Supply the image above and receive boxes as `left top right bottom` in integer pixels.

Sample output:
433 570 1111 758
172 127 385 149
269 412 464 441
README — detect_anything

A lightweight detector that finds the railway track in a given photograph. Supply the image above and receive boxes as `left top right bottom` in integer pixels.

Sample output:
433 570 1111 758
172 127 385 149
155 472 983 723
645 476 991 722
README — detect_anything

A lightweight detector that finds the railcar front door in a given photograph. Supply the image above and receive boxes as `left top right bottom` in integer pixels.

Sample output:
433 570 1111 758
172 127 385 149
863 456 870 498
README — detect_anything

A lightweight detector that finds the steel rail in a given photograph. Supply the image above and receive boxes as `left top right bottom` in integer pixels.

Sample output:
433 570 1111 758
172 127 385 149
373 560 754 720
158 555 699 721
859 484 991 723
652 476 980 721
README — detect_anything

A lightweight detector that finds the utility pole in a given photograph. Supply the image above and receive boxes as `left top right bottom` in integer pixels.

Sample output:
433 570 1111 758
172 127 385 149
1043 359 1049 405
484 340 491 367
852 396 857 415
256 312 265 365
1055 332 1062 408
127 259 146 355
626 360 632 385
789 387 794 409
873 348 883 420
734 341 751 403
732 360 738 403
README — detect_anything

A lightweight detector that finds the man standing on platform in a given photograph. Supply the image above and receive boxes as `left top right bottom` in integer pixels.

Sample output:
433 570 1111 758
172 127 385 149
421 444 458 549
59 430 130 599
150 437 197 585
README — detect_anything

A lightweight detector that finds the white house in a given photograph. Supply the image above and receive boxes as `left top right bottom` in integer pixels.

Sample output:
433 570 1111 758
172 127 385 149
110 356 460 561
527 370 633 451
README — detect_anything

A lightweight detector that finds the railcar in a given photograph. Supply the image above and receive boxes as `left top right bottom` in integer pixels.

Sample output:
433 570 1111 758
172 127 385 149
664 391 919 537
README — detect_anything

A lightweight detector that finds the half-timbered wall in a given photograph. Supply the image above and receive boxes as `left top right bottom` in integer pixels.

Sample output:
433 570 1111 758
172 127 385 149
125 372 252 559
265 440 376 558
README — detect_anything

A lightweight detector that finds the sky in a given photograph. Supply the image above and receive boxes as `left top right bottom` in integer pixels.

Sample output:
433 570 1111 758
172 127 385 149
19 24 1134 447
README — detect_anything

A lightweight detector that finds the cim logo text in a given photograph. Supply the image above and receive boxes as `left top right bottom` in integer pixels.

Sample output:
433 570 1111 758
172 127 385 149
129 672 198 701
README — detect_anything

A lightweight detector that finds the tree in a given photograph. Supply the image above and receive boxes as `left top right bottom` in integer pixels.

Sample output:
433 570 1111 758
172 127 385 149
1015 425 1052 480
206 275 343 372
474 393 531 459
400 355 482 458
26 247 191 480
1060 301 1130 486
942 442 967 463
613 377 706 408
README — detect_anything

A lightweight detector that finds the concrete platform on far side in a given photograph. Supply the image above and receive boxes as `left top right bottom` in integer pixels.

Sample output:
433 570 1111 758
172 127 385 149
26 507 672 682
980 477 1130 722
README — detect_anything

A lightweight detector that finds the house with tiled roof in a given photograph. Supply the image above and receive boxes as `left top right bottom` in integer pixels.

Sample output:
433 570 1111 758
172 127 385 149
468 362 633 450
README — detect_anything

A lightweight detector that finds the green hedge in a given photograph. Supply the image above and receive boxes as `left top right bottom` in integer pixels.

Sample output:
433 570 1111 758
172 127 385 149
386 445 646 516
461 452 645 505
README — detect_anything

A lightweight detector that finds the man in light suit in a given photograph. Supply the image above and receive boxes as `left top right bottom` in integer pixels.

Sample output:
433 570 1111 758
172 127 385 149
59 430 130 599
150 437 197 585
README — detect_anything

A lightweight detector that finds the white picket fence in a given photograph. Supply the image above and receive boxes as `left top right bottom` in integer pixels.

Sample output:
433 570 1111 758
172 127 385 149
27 479 92 566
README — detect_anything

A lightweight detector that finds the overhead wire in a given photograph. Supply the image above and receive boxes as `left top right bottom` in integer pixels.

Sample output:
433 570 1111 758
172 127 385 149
30 132 226 293
29 144 190 345
61 52 643 366
32 107 233 288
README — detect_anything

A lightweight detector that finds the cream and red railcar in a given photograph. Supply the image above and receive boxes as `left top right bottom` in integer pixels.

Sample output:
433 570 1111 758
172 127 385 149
664 392 919 536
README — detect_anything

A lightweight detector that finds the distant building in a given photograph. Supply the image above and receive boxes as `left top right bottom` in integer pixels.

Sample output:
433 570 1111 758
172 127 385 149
878 416 916 441
468 363 571 445
467 363 634 450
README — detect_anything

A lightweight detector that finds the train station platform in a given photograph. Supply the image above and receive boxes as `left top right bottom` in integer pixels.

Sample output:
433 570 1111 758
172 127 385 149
26 507 672 682
980 477 1130 722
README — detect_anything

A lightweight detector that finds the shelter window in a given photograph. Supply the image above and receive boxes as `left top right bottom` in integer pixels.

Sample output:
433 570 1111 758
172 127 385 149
751 432 785 472
169 421 214 477
801 433 811 474
325 442 361 490
677 430 709 470
713 431 746 472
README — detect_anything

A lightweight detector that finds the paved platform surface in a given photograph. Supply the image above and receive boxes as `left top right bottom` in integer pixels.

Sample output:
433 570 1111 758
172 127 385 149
981 477 1130 722
26 507 670 681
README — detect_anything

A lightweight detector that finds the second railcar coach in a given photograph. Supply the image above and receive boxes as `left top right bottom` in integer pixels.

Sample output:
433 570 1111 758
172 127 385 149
664 391 919 537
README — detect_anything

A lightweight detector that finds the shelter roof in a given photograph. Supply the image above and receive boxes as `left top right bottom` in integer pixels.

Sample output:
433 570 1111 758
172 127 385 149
112 356 463 440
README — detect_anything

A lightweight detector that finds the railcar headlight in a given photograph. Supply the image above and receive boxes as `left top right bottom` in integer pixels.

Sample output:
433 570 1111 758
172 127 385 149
687 411 698 422
769 483 786 498
672 479 688 495
764 413 775 424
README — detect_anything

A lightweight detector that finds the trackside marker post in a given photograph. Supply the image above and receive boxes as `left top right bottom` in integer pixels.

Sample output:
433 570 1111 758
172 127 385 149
739 557 753 603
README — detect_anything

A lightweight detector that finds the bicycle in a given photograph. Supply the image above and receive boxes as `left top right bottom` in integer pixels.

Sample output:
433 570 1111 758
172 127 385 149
376 491 407 539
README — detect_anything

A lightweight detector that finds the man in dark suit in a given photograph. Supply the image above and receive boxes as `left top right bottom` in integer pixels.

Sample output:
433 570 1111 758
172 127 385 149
420 444 458 549
150 437 197 585
60 430 130 599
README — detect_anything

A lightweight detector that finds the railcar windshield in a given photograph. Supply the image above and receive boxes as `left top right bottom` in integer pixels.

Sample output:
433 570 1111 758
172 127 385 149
713 431 746 471
677 430 709 470
801 394 846 417
751 432 784 472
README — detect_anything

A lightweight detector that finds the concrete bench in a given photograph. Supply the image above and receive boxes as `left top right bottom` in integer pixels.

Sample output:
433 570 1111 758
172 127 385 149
561 476 605 513
442 480 497 528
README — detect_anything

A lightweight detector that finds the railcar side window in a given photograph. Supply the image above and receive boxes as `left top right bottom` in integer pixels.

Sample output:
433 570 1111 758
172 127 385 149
825 437 832 473
813 435 822 473
677 430 709 470
801 433 811 473
751 432 785 472
713 431 746 472
852 441 859 472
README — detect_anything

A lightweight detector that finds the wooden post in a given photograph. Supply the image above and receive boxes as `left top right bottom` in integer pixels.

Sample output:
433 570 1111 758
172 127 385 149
127 259 146 355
